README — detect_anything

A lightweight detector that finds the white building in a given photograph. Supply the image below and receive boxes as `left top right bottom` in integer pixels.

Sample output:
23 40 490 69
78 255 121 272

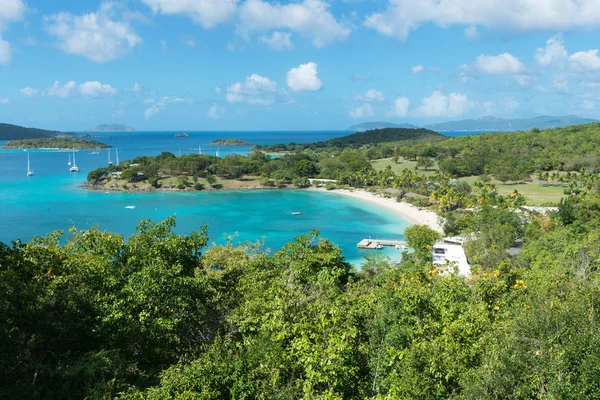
432 237 471 278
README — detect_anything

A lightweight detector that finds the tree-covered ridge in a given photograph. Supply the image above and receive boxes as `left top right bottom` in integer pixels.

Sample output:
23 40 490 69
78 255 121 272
2 138 110 149
209 138 252 146
2 189 600 398
0 123 64 140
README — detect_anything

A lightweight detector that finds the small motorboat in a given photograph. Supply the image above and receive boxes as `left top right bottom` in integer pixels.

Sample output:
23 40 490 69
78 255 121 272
125 205 136 209
292 212 302 215
375 243 384 250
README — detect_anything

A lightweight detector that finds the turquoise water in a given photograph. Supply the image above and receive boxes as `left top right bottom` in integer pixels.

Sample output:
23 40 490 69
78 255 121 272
0 131 410 265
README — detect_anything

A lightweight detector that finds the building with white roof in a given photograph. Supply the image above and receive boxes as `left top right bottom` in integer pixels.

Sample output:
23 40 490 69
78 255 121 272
432 237 471 278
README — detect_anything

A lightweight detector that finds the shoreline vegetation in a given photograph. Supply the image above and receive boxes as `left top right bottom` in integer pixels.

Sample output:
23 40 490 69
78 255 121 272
2 137 110 150
210 138 252 146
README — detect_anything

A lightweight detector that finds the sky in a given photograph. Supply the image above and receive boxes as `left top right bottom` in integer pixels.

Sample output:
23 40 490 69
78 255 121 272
1 0 600 131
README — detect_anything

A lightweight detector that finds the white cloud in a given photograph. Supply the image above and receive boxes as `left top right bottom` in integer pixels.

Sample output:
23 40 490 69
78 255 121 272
208 103 225 118
126 83 142 93
45 80 117 98
387 97 410 117
553 77 569 92
143 98 155 104
160 39 167 49
142 0 237 28
416 91 472 117
350 74 372 81
535 34 568 66
464 25 480 39
569 50 600 71
582 99 595 110
581 81 600 89
0 0 26 66
0 38 12 65
0 98 9 104
239 0 350 48
287 62 322 92
411 65 425 74
364 0 600 40
182 38 196 47
259 31 293 50
483 98 520 114
353 89 384 102
225 73 279 104
79 81 117 98
20 87 37 97
144 96 193 119
349 103 374 119
46 81 78 97
43 2 142 63
475 53 526 75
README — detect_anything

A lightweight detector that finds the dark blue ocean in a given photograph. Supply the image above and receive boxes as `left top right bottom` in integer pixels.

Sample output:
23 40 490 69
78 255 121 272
0 131 421 265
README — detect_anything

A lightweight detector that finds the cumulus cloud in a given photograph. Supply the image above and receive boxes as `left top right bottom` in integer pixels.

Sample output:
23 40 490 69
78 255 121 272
225 73 279 104
43 2 142 63
411 65 425 74
475 53 526 75
0 0 26 66
353 89 384 102
259 31 293 50
20 87 37 97
387 97 410 117
365 0 600 40
287 62 322 92
239 0 350 48
45 80 117 98
569 50 600 71
182 38 196 47
208 103 225 119
0 98 9 104
144 96 193 119
142 0 237 28
349 103 374 119
416 91 472 117
535 34 568 66
581 99 595 110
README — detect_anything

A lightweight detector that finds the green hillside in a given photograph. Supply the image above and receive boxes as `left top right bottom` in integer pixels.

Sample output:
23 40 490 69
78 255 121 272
0 123 64 140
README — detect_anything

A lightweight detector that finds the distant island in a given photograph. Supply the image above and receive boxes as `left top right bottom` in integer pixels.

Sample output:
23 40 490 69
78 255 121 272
2 138 110 150
347 121 420 132
86 124 136 133
348 115 598 132
174 132 189 138
210 138 251 146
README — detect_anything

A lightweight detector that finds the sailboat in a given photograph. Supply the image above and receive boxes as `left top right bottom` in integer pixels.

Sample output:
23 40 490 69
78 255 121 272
68 152 71 166
115 148 119 166
198 145 202 155
216 148 220 158
70 147 79 172
108 148 113 166
26 151 34 176
91 147 100 155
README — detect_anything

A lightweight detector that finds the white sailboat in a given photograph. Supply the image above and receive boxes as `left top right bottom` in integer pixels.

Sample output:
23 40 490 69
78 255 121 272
70 147 79 172
198 145 202 155
115 148 119 166
216 148 220 158
68 152 71 166
27 151 34 176
108 148 113 166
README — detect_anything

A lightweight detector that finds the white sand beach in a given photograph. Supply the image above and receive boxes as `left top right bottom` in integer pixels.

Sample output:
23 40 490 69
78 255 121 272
310 187 443 233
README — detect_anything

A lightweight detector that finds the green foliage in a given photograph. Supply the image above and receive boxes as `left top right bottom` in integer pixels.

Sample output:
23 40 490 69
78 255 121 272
3 138 109 149
405 225 441 260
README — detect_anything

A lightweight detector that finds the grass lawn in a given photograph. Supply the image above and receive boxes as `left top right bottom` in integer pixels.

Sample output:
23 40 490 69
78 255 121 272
371 157 438 176
459 176 566 205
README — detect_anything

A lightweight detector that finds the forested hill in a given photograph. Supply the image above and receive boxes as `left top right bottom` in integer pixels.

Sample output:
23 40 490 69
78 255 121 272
0 123 62 140
325 127 444 147
259 127 444 152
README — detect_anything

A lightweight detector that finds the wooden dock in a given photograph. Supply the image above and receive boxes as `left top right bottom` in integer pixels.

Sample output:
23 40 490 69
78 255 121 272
357 239 408 250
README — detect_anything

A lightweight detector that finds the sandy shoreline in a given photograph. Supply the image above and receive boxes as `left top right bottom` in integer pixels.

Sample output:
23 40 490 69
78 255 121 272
309 187 443 233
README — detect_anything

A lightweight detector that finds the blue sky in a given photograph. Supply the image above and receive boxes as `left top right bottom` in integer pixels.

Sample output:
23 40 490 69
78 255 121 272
1 0 600 131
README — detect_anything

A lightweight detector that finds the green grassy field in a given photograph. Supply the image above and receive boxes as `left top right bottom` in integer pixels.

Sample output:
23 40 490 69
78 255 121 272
372 158 567 206
371 158 438 176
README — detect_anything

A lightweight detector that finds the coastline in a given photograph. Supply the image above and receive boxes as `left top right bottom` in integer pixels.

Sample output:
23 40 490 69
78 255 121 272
308 187 443 233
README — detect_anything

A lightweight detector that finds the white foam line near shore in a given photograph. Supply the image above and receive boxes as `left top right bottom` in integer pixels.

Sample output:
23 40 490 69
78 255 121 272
309 187 443 233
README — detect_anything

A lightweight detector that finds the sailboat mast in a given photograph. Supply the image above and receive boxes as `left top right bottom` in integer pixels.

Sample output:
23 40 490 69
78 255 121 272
116 148 119 165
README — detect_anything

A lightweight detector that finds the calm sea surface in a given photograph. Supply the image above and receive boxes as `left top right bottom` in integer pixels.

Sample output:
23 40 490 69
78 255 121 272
0 131 421 265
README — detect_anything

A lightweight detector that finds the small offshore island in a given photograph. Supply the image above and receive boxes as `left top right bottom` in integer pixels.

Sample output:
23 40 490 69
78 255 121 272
2 138 110 150
210 138 252 146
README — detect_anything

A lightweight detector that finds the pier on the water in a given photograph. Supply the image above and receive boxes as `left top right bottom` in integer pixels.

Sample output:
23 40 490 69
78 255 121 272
357 239 408 250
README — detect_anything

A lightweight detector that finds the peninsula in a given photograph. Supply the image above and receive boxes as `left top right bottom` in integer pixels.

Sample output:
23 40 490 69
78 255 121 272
3 138 110 150
86 124 135 133
210 138 251 146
